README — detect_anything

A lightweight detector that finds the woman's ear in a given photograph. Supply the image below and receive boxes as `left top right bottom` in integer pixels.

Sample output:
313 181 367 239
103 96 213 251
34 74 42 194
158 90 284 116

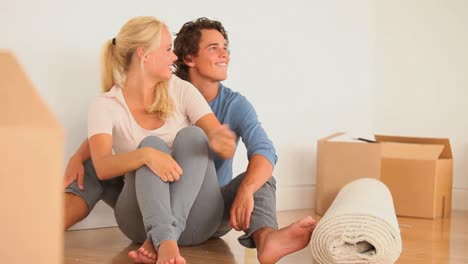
136 47 146 61
183 55 195 67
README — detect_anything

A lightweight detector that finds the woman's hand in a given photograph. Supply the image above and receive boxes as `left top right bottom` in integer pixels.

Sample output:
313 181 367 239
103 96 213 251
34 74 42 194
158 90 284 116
194 114 236 159
143 148 183 182
63 155 85 190
208 124 236 159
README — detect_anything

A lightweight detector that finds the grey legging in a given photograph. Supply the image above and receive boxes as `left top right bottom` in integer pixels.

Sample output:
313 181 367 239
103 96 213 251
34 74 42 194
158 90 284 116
65 128 277 249
113 126 224 248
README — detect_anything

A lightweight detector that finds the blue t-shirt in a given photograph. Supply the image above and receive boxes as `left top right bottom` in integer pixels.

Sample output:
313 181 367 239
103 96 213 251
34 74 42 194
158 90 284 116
209 83 277 186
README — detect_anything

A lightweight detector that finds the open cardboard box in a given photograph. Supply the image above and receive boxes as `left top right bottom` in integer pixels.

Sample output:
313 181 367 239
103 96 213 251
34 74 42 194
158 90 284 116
315 132 453 219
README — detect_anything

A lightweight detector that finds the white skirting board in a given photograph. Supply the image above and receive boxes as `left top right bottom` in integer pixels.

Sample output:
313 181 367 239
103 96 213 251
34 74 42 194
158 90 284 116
277 186 468 212
453 188 468 211
68 186 468 230
68 201 117 230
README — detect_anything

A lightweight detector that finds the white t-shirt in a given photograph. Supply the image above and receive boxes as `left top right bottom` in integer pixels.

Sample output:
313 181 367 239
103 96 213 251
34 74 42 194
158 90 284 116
88 75 212 153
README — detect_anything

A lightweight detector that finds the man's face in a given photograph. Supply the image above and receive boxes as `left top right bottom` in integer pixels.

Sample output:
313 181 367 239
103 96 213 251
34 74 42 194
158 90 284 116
189 29 230 83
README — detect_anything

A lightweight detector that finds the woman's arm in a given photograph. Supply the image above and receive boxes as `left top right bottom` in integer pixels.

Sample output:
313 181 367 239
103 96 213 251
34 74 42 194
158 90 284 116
195 113 236 160
176 78 236 159
89 134 183 181
89 134 146 180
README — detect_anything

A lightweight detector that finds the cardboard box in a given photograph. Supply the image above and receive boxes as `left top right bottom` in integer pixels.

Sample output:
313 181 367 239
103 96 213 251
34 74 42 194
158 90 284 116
315 133 381 216
0 51 64 263
315 132 453 219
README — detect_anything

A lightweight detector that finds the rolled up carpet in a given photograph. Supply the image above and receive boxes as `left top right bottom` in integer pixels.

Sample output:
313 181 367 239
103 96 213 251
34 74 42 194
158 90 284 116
311 178 402 264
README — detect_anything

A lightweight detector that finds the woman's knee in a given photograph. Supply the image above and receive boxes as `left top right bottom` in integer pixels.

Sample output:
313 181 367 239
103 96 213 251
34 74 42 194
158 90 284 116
174 126 208 147
138 136 169 153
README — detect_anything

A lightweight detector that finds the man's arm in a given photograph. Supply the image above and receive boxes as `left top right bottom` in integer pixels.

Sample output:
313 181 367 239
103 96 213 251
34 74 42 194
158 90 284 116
74 138 92 161
229 96 277 231
63 139 92 190
230 154 273 231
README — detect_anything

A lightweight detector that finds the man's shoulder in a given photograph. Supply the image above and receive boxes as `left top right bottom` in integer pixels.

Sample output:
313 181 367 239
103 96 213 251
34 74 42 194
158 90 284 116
219 83 248 106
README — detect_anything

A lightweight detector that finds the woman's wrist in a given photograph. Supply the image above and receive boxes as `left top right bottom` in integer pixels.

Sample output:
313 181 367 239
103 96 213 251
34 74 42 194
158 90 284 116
139 147 151 166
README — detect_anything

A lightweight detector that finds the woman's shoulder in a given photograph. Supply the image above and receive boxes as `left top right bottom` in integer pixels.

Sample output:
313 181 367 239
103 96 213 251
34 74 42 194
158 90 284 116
170 75 196 91
169 75 200 101
90 86 123 110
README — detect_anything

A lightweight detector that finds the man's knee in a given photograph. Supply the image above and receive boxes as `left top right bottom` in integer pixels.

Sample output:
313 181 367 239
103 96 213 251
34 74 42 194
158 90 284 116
64 159 108 211
266 176 277 189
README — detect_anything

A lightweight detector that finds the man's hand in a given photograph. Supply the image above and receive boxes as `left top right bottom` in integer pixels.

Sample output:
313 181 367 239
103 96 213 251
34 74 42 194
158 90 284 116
208 125 236 159
63 155 85 190
230 186 255 231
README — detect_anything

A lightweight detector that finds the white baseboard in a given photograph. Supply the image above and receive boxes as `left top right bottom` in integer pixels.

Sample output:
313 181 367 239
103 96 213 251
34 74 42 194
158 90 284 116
68 186 467 230
68 201 117 230
276 185 468 212
453 188 468 211
69 186 318 230
276 184 315 211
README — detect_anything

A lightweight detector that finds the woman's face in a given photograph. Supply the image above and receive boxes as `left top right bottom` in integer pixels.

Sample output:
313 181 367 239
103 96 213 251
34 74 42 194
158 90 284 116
145 27 177 82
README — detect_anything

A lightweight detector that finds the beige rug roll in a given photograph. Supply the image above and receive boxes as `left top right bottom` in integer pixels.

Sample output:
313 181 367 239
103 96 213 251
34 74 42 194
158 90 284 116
311 178 402 264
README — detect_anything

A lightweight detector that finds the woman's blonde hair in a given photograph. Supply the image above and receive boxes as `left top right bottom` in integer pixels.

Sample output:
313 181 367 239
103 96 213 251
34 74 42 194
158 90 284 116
101 16 174 120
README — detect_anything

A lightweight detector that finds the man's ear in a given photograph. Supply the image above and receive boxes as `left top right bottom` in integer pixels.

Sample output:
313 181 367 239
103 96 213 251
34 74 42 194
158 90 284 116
183 55 195 67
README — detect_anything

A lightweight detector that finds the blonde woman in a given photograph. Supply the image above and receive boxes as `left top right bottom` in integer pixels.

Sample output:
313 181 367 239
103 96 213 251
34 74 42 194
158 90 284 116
85 16 235 264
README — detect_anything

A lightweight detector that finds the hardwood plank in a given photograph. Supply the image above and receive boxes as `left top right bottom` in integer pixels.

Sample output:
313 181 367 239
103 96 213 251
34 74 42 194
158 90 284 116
64 209 468 263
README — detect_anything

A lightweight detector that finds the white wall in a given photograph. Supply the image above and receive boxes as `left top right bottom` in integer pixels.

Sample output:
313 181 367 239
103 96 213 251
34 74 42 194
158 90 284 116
375 0 468 211
2 0 374 229
4 0 465 230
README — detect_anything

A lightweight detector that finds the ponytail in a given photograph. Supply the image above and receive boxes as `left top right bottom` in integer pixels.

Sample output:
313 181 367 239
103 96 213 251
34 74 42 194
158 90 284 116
101 39 117 92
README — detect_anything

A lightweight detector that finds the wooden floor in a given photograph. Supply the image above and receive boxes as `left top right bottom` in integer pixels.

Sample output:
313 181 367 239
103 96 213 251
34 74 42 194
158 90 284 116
64 209 468 263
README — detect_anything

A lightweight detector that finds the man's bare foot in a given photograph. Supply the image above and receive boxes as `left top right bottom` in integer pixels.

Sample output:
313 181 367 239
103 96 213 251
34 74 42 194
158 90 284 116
128 239 157 263
255 216 316 264
156 240 186 264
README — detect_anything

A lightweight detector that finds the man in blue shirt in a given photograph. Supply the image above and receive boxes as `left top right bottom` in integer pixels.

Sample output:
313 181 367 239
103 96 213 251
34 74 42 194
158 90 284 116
169 17 316 263
63 18 316 264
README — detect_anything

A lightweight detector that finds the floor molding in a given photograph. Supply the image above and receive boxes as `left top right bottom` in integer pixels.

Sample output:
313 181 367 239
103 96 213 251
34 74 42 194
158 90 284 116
69 186 467 230
453 188 468 211
276 184 315 211
69 201 117 230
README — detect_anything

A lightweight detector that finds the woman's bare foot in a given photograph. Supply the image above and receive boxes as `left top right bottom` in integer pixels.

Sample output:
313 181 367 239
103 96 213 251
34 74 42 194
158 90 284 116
128 239 157 263
255 216 316 264
156 240 186 264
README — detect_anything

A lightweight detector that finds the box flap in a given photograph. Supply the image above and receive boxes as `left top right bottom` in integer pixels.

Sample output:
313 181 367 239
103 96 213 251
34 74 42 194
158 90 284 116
0 51 62 129
318 132 345 142
375 134 452 159
381 142 444 160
